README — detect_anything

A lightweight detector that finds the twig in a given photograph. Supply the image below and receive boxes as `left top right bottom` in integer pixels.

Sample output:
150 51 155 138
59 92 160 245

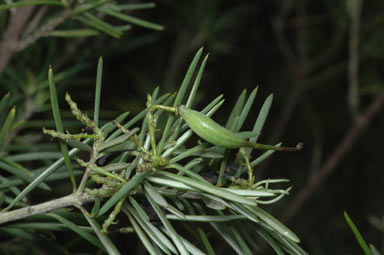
348 0 363 117
14 10 71 52
0 193 95 225
256 3 309 179
282 89 384 223
0 7 35 74
22 6 48 39
272 17 297 69
269 2 308 145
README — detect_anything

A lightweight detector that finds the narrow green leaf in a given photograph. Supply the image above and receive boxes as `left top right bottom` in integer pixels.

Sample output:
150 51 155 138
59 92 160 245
101 163 129 172
102 111 130 136
246 205 300 243
185 54 209 108
144 182 168 207
228 224 253 255
124 203 174 255
6 222 92 231
3 146 84 211
108 3 156 11
233 93 275 173
102 9 164 31
94 57 103 126
237 87 258 131
196 225 216 255
43 29 100 37
369 244 382 255
170 163 210 184
255 227 285 255
158 47 204 153
5 117 116 210
226 202 260 223
77 13 122 38
99 128 139 151
167 214 246 222
174 47 204 107
3 195 28 207
146 194 189 255
0 106 15 149
274 233 308 255
78 206 121 255
0 227 40 241
106 93 169 142
250 145 280 169
251 93 273 143
48 213 106 252
202 195 227 210
0 158 50 191
129 196 150 221
177 235 206 255
164 205 185 219
0 192 4 207
0 175 24 200
151 86 160 101
73 0 106 14
66 139 93 152
0 92 10 116
147 176 196 192
48 67 76 191
223 189 274 197
0 0 62 10
209 220 244 254
344 211 372 255
124 208 160 255
160 172 257 206
238 222 260 252
169 143 210 164
98 171 150 217
138 191 185 235
225 89 247 129
6 152 62 162
91 197 100 217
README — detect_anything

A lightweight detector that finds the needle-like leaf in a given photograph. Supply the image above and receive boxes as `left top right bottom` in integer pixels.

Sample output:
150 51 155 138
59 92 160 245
48 67 76 191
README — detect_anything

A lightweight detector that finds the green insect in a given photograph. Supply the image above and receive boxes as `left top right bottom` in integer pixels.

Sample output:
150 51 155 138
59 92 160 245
178 105 302 151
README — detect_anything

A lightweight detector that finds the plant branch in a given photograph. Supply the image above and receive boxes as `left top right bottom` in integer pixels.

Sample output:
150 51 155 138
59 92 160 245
282 89 384 223
0 193 95 225
257 2 309 179
0 7 35 74
14 10 71 52
348 0 363 117
269 1 309 145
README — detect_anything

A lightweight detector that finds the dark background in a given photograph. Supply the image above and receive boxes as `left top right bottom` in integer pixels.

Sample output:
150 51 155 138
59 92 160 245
1 0 384 254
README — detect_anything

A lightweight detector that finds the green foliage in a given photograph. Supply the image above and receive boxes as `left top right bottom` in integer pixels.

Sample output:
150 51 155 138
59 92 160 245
0 48 307 254
344 211 382 255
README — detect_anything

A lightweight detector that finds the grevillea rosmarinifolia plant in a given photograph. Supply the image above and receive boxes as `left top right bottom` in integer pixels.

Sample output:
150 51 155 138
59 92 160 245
0 48 307 255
